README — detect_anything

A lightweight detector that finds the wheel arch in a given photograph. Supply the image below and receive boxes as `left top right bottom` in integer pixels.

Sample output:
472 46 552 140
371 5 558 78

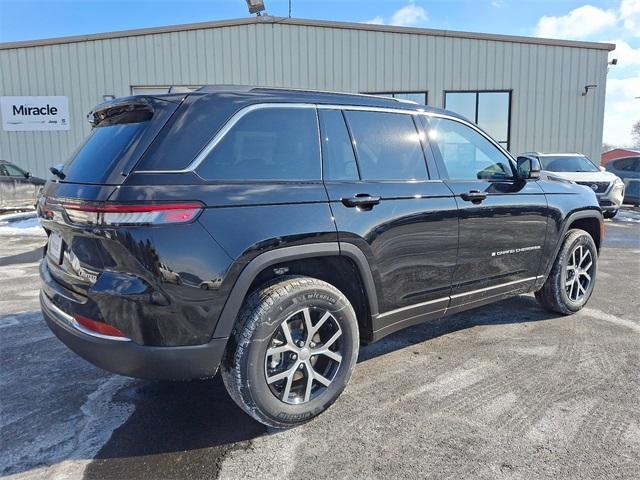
537 208 603 288
212 242 379 340
565 209 603 252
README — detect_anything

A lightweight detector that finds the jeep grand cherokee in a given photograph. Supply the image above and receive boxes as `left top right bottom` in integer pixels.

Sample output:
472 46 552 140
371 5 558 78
38 86 603 428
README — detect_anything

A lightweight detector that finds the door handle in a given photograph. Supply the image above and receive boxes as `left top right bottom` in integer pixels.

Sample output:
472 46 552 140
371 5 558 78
460 190 488 203
341 194 381 209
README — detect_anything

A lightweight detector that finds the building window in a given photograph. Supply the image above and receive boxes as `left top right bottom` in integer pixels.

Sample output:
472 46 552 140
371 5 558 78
444 91 511 150
364 91 428 105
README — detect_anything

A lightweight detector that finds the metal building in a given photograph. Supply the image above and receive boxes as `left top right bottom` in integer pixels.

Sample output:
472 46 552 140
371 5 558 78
0 16 615 178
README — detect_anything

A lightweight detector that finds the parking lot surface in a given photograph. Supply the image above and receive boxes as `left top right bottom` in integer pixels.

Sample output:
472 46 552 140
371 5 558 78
1 209 639 480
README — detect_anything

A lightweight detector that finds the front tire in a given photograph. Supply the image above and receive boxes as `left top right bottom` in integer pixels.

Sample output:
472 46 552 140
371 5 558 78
535 229 598 315
221 276 359 429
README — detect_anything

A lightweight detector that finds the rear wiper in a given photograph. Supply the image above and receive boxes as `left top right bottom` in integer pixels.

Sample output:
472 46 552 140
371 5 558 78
49 165 66 180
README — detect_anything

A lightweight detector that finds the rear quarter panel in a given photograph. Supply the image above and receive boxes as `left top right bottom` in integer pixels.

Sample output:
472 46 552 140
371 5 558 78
112 177 337 341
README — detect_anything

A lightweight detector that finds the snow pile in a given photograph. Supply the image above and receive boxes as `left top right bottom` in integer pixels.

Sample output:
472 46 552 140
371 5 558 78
0 212 46 237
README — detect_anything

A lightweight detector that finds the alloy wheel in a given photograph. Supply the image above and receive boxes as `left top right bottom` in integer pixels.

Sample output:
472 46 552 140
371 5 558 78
565 244 594 302
264 307 343 404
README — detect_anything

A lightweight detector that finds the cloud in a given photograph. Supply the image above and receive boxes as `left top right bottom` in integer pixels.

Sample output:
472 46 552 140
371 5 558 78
535 5 617 39
533 2 639 146
491 0 505 7
390 2 429 27
365 15 384 25
362 2 428 28
620 0 640 34
603 75 640 146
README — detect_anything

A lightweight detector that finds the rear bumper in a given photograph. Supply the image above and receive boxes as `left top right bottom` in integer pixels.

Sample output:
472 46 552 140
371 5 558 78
40 290 228 380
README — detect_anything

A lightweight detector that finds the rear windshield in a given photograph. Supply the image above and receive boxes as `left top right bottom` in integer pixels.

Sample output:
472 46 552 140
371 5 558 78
63 123 149 184
59 96 181 184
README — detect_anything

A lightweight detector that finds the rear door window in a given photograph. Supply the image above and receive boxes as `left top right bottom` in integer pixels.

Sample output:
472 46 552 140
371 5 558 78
344 111 427 181
319 109 359 181
197 107 321 181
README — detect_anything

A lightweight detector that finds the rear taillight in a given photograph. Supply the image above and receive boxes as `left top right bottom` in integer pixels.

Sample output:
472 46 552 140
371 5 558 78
63 202 203 226
74 314 127 338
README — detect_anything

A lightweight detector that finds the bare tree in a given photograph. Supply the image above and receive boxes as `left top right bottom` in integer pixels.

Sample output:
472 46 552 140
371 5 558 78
602 142 618 153
633 120 640 149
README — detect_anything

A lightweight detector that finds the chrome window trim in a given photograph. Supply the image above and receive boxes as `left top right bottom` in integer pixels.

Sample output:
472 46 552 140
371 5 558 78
134 102 516 175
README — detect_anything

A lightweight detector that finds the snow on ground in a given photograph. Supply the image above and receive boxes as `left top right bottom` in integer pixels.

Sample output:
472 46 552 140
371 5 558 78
0 211 45 237
615 206 640 224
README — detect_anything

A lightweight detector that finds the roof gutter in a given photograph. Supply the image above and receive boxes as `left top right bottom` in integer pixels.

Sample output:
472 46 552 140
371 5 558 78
0 16 616 52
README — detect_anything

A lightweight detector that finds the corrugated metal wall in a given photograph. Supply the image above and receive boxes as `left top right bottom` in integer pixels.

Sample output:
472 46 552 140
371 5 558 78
0 22 610 177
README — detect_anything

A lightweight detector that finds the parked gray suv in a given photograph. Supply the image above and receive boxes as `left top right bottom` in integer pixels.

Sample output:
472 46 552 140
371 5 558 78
0 160 45 211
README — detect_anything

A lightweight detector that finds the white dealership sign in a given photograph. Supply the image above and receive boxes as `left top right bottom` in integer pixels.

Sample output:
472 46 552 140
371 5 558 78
1 96 70 131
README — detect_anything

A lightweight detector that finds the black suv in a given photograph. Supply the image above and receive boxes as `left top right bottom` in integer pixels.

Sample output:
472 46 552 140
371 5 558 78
38 87 603 428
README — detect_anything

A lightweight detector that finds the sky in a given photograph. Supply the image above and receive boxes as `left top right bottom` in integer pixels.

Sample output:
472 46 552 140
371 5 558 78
0 0 638 147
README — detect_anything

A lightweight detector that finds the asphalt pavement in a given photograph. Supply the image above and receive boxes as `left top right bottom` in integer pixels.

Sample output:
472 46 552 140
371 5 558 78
1 209 639 479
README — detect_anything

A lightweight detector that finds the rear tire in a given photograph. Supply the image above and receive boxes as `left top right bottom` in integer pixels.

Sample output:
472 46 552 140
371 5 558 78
221 276 359 429
535 229 598 315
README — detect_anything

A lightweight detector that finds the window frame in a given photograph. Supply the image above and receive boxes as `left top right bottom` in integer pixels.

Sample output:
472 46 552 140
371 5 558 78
423 114 517 182
134 102 517 183
443 90 512 150
362 91 429 106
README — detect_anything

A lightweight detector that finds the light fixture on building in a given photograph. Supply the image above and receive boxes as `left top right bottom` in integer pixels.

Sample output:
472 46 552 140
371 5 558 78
245 0 266 15
582 85 597 96
608 58 618 65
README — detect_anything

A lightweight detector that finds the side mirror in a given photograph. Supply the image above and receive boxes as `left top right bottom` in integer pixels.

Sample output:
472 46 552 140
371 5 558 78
599 166 606 172
24 171 32 179
517 156 541 180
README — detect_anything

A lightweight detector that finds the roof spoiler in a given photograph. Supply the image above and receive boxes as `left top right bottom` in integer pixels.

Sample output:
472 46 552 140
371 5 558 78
87 98 154 127
87 94 187 127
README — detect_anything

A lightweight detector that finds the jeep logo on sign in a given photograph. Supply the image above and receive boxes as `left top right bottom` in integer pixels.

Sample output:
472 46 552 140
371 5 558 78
1 96 70 131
